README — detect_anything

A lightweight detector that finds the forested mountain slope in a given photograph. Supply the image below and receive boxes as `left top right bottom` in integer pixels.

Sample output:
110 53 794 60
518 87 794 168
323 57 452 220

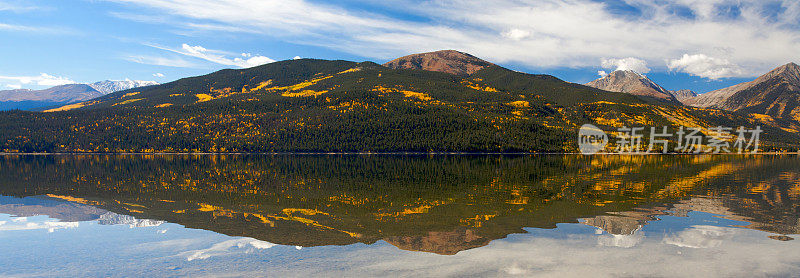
1 52 798 153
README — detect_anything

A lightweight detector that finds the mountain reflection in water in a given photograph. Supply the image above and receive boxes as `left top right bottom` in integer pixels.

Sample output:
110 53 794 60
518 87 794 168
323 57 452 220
0 155 798 257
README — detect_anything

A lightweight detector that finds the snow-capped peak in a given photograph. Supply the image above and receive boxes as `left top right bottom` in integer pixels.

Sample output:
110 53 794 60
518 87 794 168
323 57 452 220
89 80 159 95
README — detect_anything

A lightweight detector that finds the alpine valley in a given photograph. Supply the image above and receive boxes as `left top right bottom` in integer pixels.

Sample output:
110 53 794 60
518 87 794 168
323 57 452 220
1 50 799 153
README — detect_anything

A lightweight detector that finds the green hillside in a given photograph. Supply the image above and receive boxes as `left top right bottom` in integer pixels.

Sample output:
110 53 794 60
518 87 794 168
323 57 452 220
0 54 799 153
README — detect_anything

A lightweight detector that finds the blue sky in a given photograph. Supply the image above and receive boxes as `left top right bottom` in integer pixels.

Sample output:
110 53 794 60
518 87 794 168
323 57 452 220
0 0 798 93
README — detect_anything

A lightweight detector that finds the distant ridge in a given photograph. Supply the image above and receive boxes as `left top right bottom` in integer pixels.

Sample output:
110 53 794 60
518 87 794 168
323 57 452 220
668 89 698 104
685 63 800 121
0 80 158 111
0 84 100 103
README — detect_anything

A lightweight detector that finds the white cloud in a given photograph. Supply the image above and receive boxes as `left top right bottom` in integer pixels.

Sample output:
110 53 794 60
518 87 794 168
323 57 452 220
597 232 644 248
597 70 607 77
0 2 40 12
152 73 165 78
146 43 275 68
0 23 43 32
0 218 79 232
125 55 198 68
663 225 736 248
0 22 76 35
502 29 531 41
0 73 75 86
234 53 274 68
181 238 277 261
667 54 746 79
107 0 800 76
293 56 302 60
4 84 21 89
601 57 650 74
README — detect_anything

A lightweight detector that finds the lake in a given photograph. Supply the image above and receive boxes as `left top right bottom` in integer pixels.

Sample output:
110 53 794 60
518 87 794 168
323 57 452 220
0 155 799 277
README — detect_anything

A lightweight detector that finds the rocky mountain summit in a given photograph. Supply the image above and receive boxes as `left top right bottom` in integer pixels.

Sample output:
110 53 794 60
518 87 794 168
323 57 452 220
586 70 678 102
89 80 159 95
383 50 494 76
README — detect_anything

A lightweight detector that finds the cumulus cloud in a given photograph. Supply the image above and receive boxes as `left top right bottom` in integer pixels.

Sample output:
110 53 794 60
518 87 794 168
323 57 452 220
293 56 302 60
146 43 275 68
667 54 746 79
104 0 800 76
597 70 608 77
601 57 650 74
502 29 531 41
152 73 165 78
236 52 274 68
597 231 644 248
181 238 278 261
0 73 74 86
663 225 736 248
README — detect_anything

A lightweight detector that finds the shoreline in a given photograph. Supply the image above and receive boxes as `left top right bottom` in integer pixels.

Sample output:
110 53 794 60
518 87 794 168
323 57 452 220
0 152 798 156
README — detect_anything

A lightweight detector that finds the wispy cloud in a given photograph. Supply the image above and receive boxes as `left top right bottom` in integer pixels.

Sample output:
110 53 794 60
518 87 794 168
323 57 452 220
0 1 41 12
124 55 199 68
145 43 275 68
107 0 800 78
0 73 75 87
0 23 46 32
0 22 79 35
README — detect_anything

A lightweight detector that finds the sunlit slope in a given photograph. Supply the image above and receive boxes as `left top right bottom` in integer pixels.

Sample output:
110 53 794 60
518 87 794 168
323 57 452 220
471 65 650 106
2 58 800 152
74 59 358 109
61 59 647 110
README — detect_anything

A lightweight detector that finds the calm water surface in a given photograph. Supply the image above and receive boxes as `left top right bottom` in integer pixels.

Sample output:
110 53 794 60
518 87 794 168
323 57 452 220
0 155 799 277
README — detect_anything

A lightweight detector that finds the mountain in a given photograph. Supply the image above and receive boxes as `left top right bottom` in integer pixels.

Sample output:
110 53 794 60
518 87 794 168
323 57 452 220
0 84 102 110
0 84 101 103
89 80 159 95
668 89 698 103
586 70 679 102
0 80 158 111
685 63 800 122
383 50 494 76
44 53 649 111
0 51 799 153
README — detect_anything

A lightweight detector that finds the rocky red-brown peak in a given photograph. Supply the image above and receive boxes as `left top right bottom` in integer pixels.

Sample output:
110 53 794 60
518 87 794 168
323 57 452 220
383 50 494 76
383 227 490 255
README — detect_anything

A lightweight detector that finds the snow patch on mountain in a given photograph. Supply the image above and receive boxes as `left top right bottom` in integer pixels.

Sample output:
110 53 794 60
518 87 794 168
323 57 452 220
89 80 159 95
